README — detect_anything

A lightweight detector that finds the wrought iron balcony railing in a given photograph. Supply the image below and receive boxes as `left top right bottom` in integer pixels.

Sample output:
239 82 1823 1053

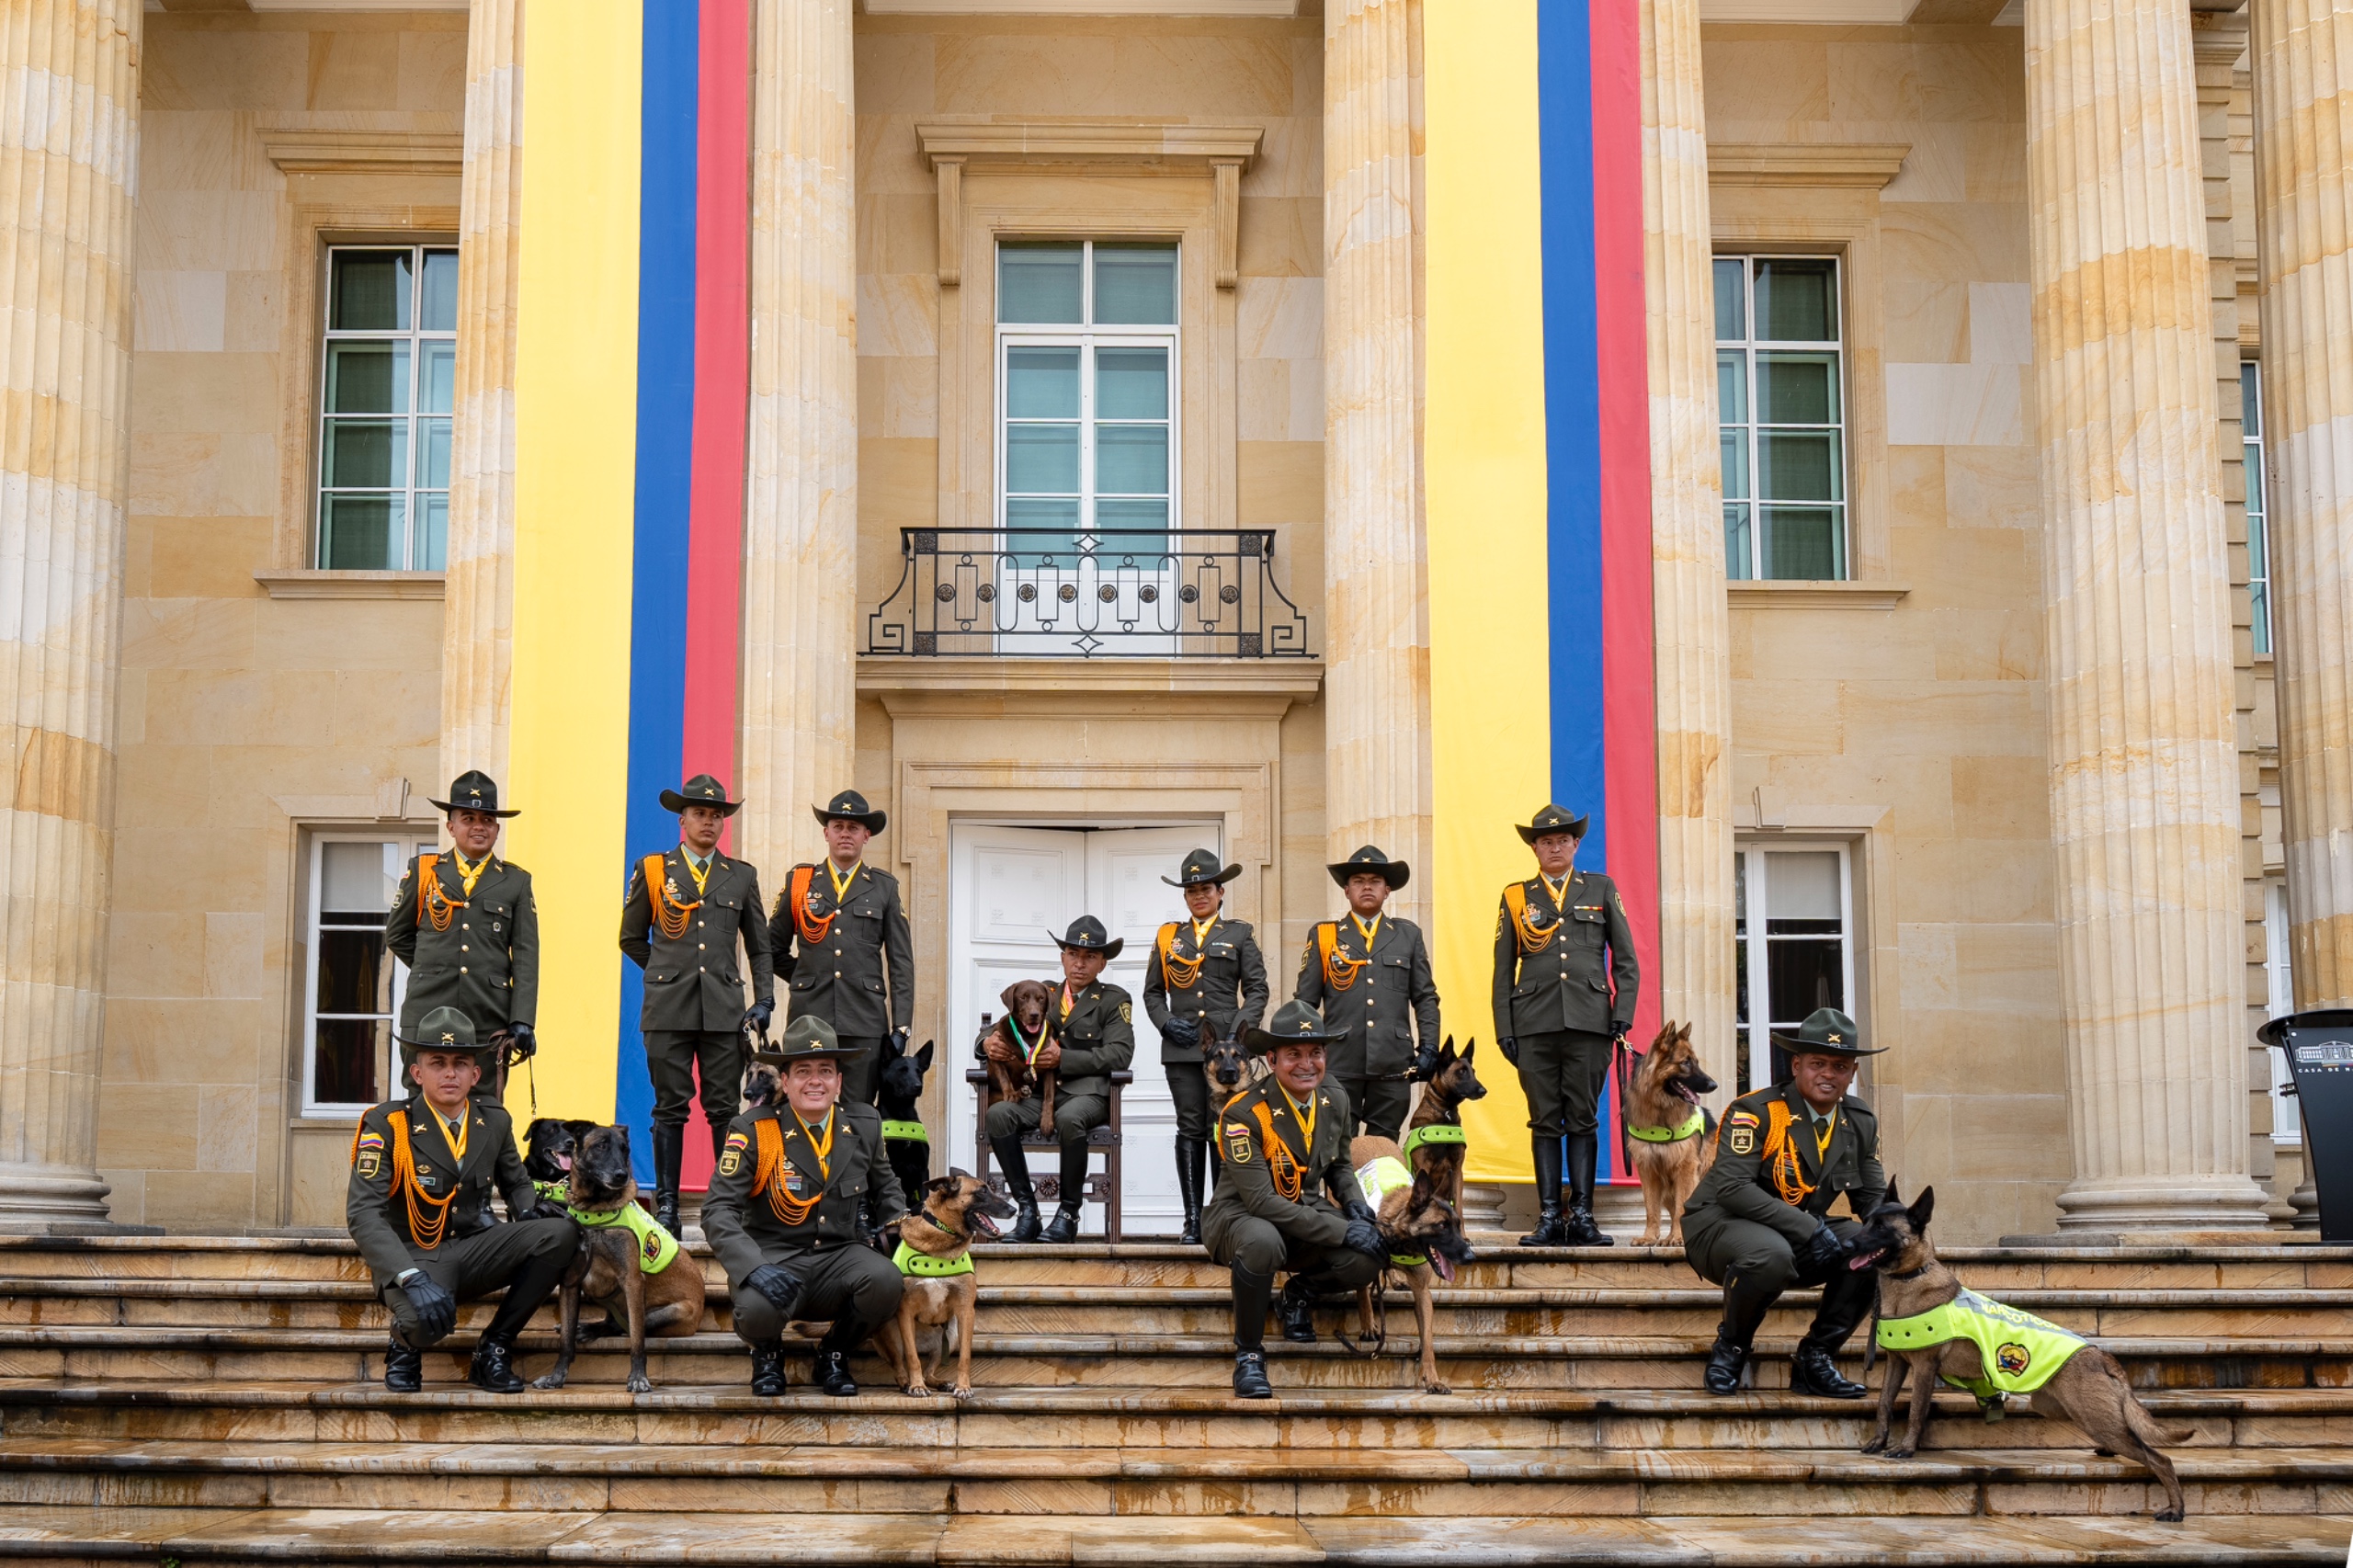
863 528 1313 658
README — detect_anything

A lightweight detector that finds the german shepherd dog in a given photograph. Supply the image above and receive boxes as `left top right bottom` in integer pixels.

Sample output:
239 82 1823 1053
876 1170 1015 1400
876 1037 936 1204
1402 1037 1484 1214
1347 1135 1477 1394
527 1123 709 1393
979 979 1059 1138
740 1059 782 1113
1850 1183 2189 1521
1625 1020 1718 1245
1202 1023 1267 1113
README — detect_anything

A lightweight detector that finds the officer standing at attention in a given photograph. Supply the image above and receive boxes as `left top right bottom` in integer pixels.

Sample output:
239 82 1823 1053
768 789 915 1110
1142 848 1269 1244
619 774 776 1233
983 916 1138 1243
702 1017 908 1397
1294 845 1441 1142
1202 1001 1387 1399
346 1007 577 1394
1682 1007 1883 1398
1492 803 1639 1248
385 771 539 1098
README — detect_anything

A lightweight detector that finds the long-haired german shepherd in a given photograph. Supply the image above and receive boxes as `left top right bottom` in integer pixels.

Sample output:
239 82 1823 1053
1624 1020 1717 1245
1348 1134 1476 1394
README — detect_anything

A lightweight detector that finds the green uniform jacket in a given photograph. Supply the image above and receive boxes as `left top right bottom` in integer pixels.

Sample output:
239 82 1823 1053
385 853 539 1038
1201 1076 1367 1250
1681 1080 1886 1250
1490 869 1640 1041
700 1100 907 1285
620 847 775 1033
1142 915 1269 1064
768 863 915 1040
345 1093 539 1286
1043 979 1138 1097
1293 915 1441 1078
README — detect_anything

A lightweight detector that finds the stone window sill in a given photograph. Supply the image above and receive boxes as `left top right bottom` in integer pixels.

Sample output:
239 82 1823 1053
256 571 446 601
1728 580 1909 610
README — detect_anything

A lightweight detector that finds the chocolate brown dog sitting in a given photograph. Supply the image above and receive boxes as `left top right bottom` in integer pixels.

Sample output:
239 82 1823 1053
978 979 1059 1138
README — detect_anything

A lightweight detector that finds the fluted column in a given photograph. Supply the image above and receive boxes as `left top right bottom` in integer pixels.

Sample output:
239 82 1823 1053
439 0 524 788
2028 0 2270 1231
1641 0 1733 1085
0 0 140 1221
1323 0 1429 925
739 0 855 874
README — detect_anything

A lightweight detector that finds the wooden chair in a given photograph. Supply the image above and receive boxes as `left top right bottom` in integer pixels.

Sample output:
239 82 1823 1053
967 1066 1131 1243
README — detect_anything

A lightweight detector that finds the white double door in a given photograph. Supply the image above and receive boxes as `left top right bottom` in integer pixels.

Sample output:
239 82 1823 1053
947 822 1210 1237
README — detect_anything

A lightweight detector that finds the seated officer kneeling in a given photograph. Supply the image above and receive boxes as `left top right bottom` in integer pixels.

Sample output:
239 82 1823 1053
1681 1007 1884 1399
347 1007 580 1394
702 1017 908 1398
1203 1001 1389 1400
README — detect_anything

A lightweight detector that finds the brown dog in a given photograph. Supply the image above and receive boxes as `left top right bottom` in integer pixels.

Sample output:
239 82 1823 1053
1401 1036 1483 1215
1851 1183 2189 1521
527 1123 708 1393
1348 1135 1476 1394
1624 1020 1717 1245
874 1169 1015 1400
980 979 1059 1138
1202 1023 1267 1118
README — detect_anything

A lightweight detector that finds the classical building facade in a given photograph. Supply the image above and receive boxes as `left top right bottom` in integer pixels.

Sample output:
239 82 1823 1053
0 0 2342 1244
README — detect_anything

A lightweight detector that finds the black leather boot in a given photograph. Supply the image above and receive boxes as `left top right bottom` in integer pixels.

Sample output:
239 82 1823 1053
1232 1262 1274 1399
1790 1264 1874 1398
1278 1274 1320 1344
1790 1341 1867 1399
748 1338 787 1396
1175 1136 1206 1245
1562 1132 1614 1247
813 1318 862 1397
1040 1142 1088 1243
1704 1283 1772 1395
652 1123 685 1235
1518 1136 1569 1246
468 1333 526 1394
994 1135 1041 1243
383 1335 422 1393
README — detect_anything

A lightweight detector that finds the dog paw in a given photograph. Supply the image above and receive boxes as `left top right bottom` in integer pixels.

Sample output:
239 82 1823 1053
947 1383 972 1400
1423 1381 1451 1396
627 1375 653 1394
1881 1446 1915 1461
2154 1508 2184 1524
1859 1437 1887 1454
903 1383 929 1399
529 1373 567 1391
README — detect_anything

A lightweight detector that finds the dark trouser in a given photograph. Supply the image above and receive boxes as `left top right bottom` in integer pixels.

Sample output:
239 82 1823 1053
1166 1060 1212 1141
645 1028 744 1150
728 1243 904 1344
835 1035 882 1108
1518 1028 1614 1138
379 1216 580 1346
1333 1072 1409 1142
1202 1210 1381 1349
1686 1215 1877 1352
987 1091 1107 1202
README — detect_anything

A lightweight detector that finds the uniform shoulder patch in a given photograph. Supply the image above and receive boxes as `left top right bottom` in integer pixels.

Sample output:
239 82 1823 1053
1726 1109 1760 1127
1225 1127 1254 1164
1120 1002 1132 1023
724 1131 750 1151
356 1152 381 1178
1727 1124 1755 1155
718 1149 743 1176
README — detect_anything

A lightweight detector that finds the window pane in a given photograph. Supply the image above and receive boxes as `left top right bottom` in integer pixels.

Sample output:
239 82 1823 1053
2253 578 2271 657
1095 424 1168 494
1723 504 1753 580
331 250 412 332
1758 430 1843 501
1006 347 1080 417
416 494 449 572
1766 848 1840 919
1093 244 1177 324
1757 352 1840 424
2242 362 2262 439
1714 258 1745 342
1721 433 1749 501
1766 938 1844 1023
1006 423 1079 493
420 250 459 333
416 417 450 491
326 341 409 414
1763 506 1843 580
1006 496 1080 558
316 927 387 1015
420 341 455 415
1096 347 1168 418
1755 259 1836 341
322 495 404 570
313 1017 382 1106
999 244 1084 324
1717 350 1747 424
1096 498 1168 538
324 419 408 489
323 841 394 915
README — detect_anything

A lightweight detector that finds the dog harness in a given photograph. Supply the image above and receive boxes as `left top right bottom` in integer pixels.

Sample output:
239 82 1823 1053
532 1180 682 1273
1628 1108 1706 1143
1400 1123 1466 1162
880 1119 928 1144
892 1239 974 1278
1874 1289 2087 1399
1352 1153 1432 1268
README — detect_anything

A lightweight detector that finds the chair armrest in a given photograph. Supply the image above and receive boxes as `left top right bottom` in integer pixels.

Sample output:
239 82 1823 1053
964 1067 990 1085
1111 1072 1133 1085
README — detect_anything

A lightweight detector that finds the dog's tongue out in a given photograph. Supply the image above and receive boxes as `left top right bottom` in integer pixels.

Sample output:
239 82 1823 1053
1847 1247 1885 1271
968 1210 1002 1241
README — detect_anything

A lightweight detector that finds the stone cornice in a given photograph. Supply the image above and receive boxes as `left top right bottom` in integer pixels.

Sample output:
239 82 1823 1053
255 571 446 600
1708 142 1911 190
1728 580 1911 609
860 656 1320 719
256 128 464 178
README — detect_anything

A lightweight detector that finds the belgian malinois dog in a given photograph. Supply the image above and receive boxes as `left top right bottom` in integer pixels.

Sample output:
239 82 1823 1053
1348 1135 1476 1394
1850 1183 2189 1521
979 979 1059 1137
1402 1036 1483 1214
528 1123 708 1393
1624 1020 1717 1245
876 1169 1016 1399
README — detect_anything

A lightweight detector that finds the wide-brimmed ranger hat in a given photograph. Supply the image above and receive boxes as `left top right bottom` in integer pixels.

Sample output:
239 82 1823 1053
661 774 745 816
1049 915 1124 961
1245 999 1349 1057
753 1016 864 1066
1516 803 1590 846
813 789 887 835
430 770 519 819
1770 1006 1883 1058
1328 844 1409 891
398 1006 497 1071
1163 847 1241 889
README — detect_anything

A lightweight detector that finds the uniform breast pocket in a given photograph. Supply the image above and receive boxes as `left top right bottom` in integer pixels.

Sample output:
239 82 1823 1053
790 972 816 990
852 903 881 923
649 970 681 985
1570 910 1606 942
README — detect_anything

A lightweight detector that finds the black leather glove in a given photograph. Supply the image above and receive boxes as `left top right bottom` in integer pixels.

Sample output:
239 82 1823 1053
1160 1017 1200 1049
397 1270 456 1341
1795 1220 1848 1283
503 1021 537 1062
743 1262 803 1315
1498 1036 1520 1067
1409 1040 1440 1082
1342 1215 1385 1259
741 999 774 1036
890 1026 911 1059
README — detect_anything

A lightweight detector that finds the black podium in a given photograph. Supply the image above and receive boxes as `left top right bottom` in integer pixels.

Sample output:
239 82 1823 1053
2256 1009 2353 1243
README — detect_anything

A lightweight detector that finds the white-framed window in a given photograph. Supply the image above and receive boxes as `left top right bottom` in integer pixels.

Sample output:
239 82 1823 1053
315 244 458 571
2266 879 2301 1147
1733 840 1858 1095
1716 256 1848 582
301 833 433 1117
2245 360 2272 657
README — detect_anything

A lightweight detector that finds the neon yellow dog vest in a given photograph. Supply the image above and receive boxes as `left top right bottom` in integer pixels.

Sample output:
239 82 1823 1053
1353 1153 1429 1269
533 1180 682 1274
1874 1288 2088 1398
892 1239 974 1278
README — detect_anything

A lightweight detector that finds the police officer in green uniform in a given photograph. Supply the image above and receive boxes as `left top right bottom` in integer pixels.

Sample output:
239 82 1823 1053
1491 803 1639 1248
619 774 776 1233
701 1017 908 1398
385 771 539 1098
346 1007 578 1394
983 916 1138 1244
1142 848 1269 1244
1294 845 1441 1142
1681 1007 1883 1399
1202 1001 1387 1399
768 790 915 1111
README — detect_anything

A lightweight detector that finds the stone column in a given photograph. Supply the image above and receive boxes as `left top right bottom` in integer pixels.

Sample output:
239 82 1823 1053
439 0 524 789
0 0 142 1222
1641 0 1733 1087
1323 0 1430 926
738 0 856 874
2027 0 2271 1232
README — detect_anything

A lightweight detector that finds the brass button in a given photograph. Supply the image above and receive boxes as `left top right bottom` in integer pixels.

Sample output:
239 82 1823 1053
460 967 468 973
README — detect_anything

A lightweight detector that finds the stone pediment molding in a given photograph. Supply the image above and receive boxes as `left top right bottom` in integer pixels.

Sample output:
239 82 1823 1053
1706 142 1911 190
256 127 465 178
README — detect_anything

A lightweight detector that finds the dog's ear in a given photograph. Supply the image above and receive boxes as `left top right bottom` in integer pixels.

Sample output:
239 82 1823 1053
1437 1035 1456 1067
610 1125 631 1161
946 1165 972 1183
568 1119 597 1141
926 1175 959 1198
915 1039 935 1072
1407 1165 1437 1205
1908 1185 1935 1231
1461 1036 1476 1062
1882 1175 1903 1209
